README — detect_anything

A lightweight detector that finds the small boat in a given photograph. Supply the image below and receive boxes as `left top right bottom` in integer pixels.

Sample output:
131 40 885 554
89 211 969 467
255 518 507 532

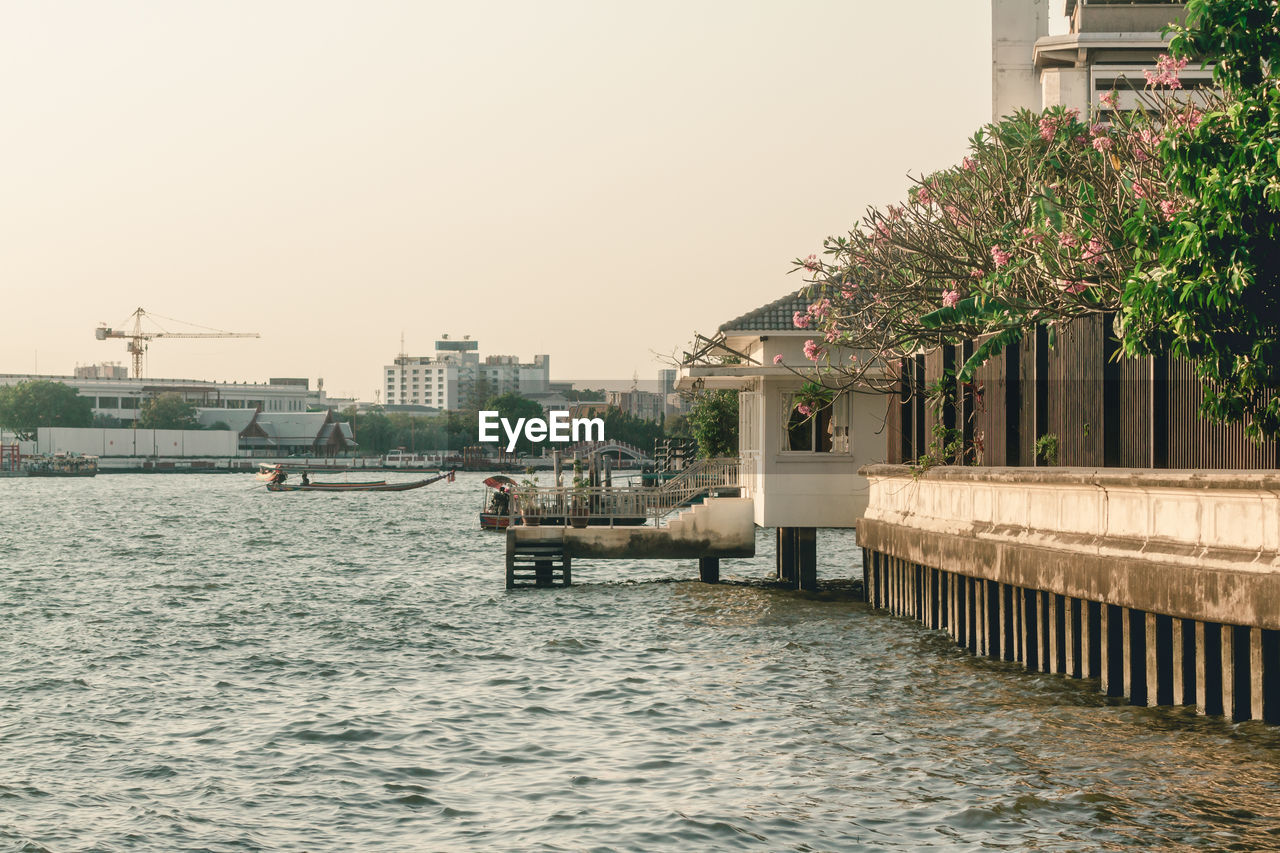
266 469 455 492
25 453 98 477
480 475 517 529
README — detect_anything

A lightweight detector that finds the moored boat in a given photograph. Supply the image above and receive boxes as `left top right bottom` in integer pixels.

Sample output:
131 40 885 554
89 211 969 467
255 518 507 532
24 453 98 477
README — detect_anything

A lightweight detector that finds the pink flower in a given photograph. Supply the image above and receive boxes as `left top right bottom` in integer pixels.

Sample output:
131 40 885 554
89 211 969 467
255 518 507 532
1082 237 1107 264
1020 226 1045 246
1038 116 1057 141
803 339 823 362
792 311 810 329
990 246 1012 267
1159 199 1181 221
942 289 960 308
1060 232 1079 249
1145 54 1188 89
840 287 856 299
1092 136 1114 153
1057 279 1088 295
797 404 812 417
1099 91 1118 111
887 205 905 222
807 297 831 319
1174 108 1204 132
824 328 840 343
772 354 784 365
802 253 821 272
916 185 933 206
962 156 977 172
969 268 983 278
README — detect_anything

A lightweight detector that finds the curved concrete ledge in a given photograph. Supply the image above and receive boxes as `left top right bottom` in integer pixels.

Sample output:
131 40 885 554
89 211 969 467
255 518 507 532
857 466 1280 630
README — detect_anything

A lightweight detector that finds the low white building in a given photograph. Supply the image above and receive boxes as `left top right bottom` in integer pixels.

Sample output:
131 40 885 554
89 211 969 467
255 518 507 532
678 290 889 530
0 369 338 423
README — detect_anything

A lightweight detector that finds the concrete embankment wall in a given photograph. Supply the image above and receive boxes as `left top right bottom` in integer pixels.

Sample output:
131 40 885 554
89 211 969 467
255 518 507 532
857 465 1280 724
39 427 239 457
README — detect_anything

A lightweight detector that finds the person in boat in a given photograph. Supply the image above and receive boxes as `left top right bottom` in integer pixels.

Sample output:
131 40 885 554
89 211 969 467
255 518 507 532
490 486 510 516
300 471 310 486
271 465 288 484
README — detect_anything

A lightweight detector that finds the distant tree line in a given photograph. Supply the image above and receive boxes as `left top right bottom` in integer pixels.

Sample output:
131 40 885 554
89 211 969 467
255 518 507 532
0 379 739 460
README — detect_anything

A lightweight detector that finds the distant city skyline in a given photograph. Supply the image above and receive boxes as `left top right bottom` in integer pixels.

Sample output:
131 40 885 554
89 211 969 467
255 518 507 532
1 1 1060 401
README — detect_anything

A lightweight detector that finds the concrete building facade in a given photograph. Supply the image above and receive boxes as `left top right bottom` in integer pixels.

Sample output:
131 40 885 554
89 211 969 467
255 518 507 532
383 336 550 409
993 1 1206 120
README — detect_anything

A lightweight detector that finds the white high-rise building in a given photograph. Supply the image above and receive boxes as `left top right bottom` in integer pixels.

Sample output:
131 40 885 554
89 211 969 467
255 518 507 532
382 336 550 409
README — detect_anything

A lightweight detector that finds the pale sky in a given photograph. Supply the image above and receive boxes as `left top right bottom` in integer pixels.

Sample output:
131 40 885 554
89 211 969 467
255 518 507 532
3 1 1002 401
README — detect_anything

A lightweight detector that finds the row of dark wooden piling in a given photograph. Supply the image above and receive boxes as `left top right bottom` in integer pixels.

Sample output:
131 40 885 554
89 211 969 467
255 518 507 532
863 549 1280 724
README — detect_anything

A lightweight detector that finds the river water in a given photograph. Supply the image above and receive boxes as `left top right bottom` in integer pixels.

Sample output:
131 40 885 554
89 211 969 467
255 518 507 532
4 472 1280 851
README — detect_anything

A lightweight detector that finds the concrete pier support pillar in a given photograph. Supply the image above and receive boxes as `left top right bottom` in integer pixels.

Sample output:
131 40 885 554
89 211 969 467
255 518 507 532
1102 604 1124 697
1224 624 1251 722
1222 624 1239 721
925 568 935 628
796 527 817 592
1066 598 1080 678
698 557 719 584
948 571 959 641
1123 608 1148 705
777 528 796 586
985 580 999 658
1046 594 1059 674
1250 627 1265 721
1022 589 1039 671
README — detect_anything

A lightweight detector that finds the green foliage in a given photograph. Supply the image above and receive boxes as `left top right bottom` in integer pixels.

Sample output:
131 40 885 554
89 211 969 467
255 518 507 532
0 380 93 439
686 389 738 458
1035 433 1060 466
910 374 965 473
138 393 198 429
562 388 606 402
1119 0 1280 438
344 406 393 454
600 408 666 452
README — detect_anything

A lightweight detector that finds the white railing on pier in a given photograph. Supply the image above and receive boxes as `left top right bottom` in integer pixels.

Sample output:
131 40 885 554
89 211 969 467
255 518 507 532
512 457 740 527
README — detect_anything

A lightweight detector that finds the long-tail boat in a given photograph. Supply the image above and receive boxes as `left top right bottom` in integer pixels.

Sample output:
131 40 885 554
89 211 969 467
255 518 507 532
266 469 454 492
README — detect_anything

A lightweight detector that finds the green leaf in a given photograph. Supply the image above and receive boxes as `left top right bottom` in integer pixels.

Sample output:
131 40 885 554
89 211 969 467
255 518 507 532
958 327 1025 382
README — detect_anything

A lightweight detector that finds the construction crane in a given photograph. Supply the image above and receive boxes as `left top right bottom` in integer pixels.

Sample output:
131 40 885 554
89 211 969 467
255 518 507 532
95 307 260 378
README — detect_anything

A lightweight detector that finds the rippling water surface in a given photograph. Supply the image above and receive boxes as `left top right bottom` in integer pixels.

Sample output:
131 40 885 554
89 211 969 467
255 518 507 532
4 472 1280 851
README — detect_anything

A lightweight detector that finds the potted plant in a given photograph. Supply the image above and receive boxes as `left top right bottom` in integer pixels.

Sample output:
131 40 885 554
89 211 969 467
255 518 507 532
519 468 541 526
569 460 589 529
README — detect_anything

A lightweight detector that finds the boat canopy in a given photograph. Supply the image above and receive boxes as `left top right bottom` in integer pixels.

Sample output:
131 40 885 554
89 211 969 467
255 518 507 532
483 475 517 489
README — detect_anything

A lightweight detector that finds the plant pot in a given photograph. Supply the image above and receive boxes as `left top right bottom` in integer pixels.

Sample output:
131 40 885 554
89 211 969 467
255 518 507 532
523 514 541 526
569 515 589 529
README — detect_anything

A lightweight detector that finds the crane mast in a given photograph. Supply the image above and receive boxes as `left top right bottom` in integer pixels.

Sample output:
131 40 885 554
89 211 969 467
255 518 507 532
95 307 259 378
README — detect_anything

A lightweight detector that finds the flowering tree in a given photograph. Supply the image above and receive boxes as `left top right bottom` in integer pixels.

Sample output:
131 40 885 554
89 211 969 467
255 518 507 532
1119 0 1280 438
790 86 1203 394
